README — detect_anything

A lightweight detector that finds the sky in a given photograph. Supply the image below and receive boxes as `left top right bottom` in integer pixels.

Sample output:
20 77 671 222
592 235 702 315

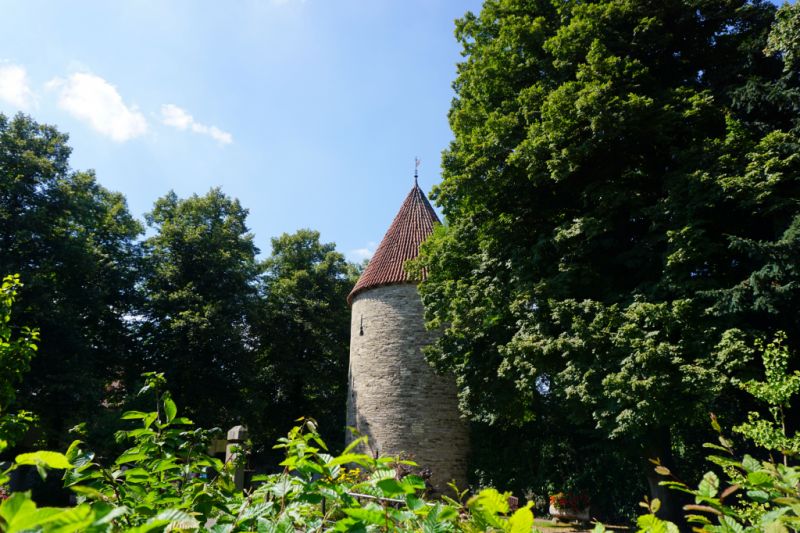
0 0 483 262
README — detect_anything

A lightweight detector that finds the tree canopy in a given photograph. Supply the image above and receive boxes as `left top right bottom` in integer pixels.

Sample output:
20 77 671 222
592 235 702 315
412 0 800 519
248 229 357 456
0 113 359 465
0 113 142 447
0 274 39 450
139 189 261 429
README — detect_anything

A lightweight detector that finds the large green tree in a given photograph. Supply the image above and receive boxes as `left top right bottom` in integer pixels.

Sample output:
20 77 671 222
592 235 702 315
413 0 800 520
0 274 39 450
139 189 260 430
0 113 142 448
248 229 356 457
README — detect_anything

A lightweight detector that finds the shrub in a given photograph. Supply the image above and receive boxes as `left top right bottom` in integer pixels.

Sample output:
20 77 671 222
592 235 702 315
0 373 541 532
628 333 800 532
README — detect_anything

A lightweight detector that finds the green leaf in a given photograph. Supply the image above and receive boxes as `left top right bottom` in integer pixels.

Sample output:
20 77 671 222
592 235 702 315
69 485 108 500
63 469 102 487
377 478 406 496
718 515 746 532
747 471 772 487
467 488 509 515
122 467 151 481
764 522 789 533
406 494 426 511
163 396 177 423
654 466 671 476
151 459 180 473
400 475 426 492
326 453 373 468
115 450 148 465
120 411 149 420
15 451 72 470
8 507 64 532
746 489 770 503
91 504 130 526
698 471 719 498
32 505 95 532
64 440 82 463
268 477 296 498
650 498 661 513
341 435 368 456
333 517 368 533
508 506 534 533
343 506 387 525
742 455 761 472
636 513 680 533
703 443 732 452
0 493 36 528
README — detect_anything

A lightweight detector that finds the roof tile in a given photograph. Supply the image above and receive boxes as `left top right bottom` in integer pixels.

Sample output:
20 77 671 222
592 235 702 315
348 184 440 304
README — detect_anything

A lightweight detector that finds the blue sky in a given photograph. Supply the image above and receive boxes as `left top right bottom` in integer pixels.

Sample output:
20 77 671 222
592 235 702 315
0 0 482 261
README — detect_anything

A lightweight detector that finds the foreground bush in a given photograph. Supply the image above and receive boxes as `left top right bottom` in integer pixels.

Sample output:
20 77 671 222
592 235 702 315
622 333 800 533
0 372 540 532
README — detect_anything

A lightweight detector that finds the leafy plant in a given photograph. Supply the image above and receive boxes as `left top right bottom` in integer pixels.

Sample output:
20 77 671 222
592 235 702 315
62 371 238 530
0 113 143 450
733 332 800 463
632 333 800 532
0 274 39 452
0 373 545 532
412 0 800 518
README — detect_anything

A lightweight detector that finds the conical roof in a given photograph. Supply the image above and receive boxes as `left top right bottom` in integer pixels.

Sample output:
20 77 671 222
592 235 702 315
348 183 440 304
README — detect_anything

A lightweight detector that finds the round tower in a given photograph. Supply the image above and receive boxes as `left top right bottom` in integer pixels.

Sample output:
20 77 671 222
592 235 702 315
346 181 468 492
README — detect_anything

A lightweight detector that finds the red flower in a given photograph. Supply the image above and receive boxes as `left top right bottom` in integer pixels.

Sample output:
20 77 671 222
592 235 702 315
549 492 589 510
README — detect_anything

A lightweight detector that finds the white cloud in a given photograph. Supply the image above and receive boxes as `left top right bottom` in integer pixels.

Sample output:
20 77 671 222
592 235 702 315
0 63 35 110
350 248 373 260
160 103 233 145
161 103 192 129
47 73 147 142
348 243 375 262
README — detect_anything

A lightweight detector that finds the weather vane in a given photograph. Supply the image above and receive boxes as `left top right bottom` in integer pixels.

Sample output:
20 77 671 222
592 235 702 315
414 157 420 185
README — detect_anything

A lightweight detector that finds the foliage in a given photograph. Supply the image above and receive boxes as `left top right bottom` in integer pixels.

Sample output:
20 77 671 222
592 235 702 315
139 189 261 430
61 371 239 530
249 229 356 457
766 2 800 72
0 113 142 448
411 0 800 519
633 419 800 532
628 332 800 532
0 112 359 467
0 274 38 451
733 332 800 461
0 376 543 532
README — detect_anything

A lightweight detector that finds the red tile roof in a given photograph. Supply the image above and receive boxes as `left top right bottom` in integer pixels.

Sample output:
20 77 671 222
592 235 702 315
348 183 440 304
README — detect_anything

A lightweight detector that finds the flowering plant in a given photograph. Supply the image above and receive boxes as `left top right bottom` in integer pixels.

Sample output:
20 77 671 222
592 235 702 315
549 492 590 511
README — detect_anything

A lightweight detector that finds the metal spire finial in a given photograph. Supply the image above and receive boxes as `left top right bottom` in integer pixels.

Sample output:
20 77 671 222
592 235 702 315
414 157 420 186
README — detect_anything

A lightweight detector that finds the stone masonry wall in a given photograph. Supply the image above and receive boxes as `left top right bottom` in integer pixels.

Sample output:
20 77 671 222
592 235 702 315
346 283 469 492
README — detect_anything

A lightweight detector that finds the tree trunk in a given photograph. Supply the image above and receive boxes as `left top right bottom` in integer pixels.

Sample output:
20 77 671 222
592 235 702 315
642 427 686 527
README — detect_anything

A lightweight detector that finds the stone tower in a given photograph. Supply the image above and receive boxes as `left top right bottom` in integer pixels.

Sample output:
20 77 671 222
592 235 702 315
346 180 468 492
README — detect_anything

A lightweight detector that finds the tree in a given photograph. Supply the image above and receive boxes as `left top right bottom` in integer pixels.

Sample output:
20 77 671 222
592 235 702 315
248 229 356 456
0 113 142 449
139 189 260 430
411 0 800 520
0 274 39 450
